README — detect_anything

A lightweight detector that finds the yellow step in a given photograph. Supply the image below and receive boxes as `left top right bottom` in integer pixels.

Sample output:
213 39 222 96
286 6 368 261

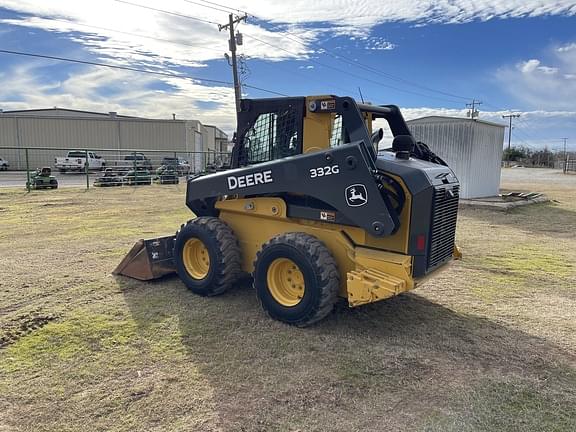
347 268 407 307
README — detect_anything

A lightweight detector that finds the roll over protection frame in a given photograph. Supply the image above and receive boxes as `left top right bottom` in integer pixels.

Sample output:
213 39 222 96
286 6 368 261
189 96 423 238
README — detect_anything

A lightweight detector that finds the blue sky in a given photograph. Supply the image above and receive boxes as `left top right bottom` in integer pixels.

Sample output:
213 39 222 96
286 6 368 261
0 0 575 150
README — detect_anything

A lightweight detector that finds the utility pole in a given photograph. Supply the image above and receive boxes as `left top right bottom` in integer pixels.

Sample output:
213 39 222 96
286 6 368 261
219 13 247 117
502 113 521 164
466 99 482 119
561 137 568 173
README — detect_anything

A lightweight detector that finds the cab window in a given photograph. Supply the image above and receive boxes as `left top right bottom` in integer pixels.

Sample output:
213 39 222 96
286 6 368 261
244 109 299 164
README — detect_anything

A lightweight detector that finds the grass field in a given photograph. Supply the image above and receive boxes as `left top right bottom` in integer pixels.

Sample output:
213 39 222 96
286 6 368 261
1 168 575 432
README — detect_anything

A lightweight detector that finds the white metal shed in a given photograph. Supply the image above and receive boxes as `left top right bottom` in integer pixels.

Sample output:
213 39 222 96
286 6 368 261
406 116 506 199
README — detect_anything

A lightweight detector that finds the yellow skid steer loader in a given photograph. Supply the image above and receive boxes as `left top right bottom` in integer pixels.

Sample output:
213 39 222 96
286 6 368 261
115 95 461 326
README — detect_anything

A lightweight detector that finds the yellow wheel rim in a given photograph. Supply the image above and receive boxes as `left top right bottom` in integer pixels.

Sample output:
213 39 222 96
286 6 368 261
182 238 210 279
267 258 305 307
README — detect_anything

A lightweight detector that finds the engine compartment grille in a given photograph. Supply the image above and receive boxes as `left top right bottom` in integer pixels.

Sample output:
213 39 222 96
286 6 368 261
427 185 459 270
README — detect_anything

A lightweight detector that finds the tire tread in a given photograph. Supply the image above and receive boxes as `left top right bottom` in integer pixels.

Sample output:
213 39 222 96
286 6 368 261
254 232 339 326
176 216 242 296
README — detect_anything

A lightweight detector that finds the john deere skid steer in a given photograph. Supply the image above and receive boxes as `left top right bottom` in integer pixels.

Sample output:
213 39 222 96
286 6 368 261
115 96 460 326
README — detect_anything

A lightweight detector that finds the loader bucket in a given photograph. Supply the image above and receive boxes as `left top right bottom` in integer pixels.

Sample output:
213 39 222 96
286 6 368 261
113 236 176 281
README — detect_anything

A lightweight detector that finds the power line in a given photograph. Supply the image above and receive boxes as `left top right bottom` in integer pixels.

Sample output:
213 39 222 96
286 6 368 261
15 0 533 110
0 48 229 83
483 101 516 114
242 33 465 105
512 128 537 144
0 48 288 96
110 0 466 104
41 17 223 53
243 84 288 96
105 1 285 98
184 0 474 103
284 31 472 101
510 115 549 144
111 0 219 25
196 0 473 102
250 58 358 95
112 0 525 110
197 0 249 16
483 101 547 144
182 0 232 14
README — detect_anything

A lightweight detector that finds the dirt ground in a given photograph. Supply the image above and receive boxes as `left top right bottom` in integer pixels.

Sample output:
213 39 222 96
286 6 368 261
1 168 575 432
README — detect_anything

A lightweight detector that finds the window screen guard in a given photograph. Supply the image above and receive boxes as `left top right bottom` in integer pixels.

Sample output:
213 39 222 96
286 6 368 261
245 109 299 164
235 98 305 167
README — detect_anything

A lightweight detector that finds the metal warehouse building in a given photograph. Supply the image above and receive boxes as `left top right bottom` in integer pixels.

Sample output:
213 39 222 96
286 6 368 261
407 116 506 199
0 108 229 171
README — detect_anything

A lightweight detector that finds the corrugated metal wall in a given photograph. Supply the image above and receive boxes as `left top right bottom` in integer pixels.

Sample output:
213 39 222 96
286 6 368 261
0 114 227 169
407 118 505 199
19 117 119 147
204 126 216 152
118 120 186 150
0 118 21 169
468 121 505 198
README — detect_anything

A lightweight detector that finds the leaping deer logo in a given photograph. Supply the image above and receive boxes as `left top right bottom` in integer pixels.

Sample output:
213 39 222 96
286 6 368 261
345 184 368 207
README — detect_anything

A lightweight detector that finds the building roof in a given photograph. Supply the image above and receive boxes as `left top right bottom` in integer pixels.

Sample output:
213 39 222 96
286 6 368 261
0 107 228 138
407 115 506 128
205 124 229 139
0 107 139 119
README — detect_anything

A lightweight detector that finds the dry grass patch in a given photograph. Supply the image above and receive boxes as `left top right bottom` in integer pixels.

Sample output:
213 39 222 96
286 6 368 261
1 170 576 431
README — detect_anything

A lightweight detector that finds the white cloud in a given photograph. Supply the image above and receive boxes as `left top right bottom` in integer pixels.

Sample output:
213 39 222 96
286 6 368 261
0 0 574 68
374 107 576 150
0 1 316 131
497 43 576 110
2 60 574 150
0 0 314 69
519 59 541 73
518 59 559 75
364 37 396 51
0 0 575 139
230 0 576 27
0 61 238 133
557 42 576 52
537 65 559 74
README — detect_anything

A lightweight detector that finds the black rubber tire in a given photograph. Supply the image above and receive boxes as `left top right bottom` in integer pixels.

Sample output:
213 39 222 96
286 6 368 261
254 232 340 327
174 217 242 296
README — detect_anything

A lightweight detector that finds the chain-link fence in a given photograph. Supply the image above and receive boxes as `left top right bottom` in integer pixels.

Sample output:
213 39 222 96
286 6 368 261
0 146 230 190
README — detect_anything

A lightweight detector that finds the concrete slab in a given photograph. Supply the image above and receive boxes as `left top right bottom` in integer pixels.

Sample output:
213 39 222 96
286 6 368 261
460 192 549 211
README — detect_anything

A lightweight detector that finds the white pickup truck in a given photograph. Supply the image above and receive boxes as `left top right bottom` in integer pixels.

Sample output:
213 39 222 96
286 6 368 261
54 151 106 172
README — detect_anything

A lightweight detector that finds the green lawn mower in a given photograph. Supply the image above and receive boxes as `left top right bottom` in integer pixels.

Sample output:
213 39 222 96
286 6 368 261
27 167 58 190
94 168 123 187
122 169 152 186
153 165 179 185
